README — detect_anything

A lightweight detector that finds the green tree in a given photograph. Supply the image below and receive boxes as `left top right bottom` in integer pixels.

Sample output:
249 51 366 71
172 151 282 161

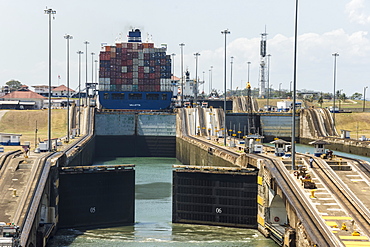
350 92 362 100
6 80 22 91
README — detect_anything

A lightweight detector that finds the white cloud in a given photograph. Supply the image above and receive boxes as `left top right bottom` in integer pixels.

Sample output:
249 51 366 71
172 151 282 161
182 29 370 95
346 0 370 25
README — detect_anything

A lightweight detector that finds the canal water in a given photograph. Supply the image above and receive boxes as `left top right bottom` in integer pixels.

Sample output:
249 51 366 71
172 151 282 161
48 157 277 247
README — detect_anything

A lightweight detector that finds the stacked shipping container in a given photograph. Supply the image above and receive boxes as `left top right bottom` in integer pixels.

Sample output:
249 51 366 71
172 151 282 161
99 42 172 92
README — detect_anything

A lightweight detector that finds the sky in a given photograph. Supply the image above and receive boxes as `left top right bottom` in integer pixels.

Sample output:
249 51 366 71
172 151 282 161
1 0 370 97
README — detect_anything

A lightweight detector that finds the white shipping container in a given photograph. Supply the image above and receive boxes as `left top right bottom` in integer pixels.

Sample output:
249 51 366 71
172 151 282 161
99 78 105 84
143 48 150 53
133 66 138 72
104 78 111 83
139 60 144 66
144 67 150 73
111 47 116 53
127 85 132 91
133 79 138 84
133 59 139 65
132 43 138 49
133 72 138 78
138 52 144 59
122 66 128 73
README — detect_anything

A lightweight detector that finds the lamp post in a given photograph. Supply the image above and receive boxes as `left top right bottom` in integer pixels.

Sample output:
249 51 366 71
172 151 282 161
332 52 339 132
292 0 299 171
267 54 271 111
94 59 98 96
179 43 185 106
64 34 73 143
202 71 205 95
91 52 95 98
77 51 83 135
363 86 368 112
247 61 251 84
210 66 213 93
171 53 176 92
45 7 56 152
230 56 234 96
221 29 230 147
279 82 282 98
194 52 200 101
84 41 89 106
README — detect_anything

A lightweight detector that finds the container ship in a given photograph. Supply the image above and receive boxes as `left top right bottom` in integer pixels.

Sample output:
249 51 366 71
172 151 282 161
98 29 173 110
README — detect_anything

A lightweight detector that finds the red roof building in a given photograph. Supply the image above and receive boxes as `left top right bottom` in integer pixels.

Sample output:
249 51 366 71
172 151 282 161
52 85 75 97
0 89 46 109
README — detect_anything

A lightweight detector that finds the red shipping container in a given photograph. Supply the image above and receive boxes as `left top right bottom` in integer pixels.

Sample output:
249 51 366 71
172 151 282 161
138 73 144 79
138 43 144 50
127 72 133 78
160 59 166 65
116 43 122 48
127 60 133 66
139 79 144 85
121 60 127 66
138 66 144 73
106 46 111 52
154 85 160 91
150 60 155 66
122 73 128 79
127 43 133 49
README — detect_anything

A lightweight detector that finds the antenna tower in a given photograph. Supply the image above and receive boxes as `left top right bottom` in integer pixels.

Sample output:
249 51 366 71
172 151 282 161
259 30 268 98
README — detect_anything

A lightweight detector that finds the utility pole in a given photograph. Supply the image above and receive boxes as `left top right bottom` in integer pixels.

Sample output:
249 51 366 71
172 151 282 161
64 34 73 143
44 7 56 152
221 29 230 147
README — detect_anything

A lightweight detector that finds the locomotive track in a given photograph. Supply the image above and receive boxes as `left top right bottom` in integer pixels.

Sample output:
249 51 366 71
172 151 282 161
181 108 338 246
303 153 370 239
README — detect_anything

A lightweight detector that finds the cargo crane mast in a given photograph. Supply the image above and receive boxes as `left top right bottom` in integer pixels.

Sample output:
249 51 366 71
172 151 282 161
258 30 268 98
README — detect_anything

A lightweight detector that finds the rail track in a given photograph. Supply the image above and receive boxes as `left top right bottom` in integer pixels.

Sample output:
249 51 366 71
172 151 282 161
302 153 370 238
180 108 338 246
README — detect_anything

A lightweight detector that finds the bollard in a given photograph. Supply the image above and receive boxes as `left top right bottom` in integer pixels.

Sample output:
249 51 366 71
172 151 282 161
13 189 17 197
310 189 316 198
341 223 347 231
352 231 360 236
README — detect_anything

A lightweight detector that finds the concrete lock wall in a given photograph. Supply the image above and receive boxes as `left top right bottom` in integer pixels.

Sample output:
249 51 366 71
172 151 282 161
66 135 96 167
301 137 370 157
176 137 246 167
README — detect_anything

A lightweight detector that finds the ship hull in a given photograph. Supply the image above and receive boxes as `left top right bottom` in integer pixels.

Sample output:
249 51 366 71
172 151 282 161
98 91 173 110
